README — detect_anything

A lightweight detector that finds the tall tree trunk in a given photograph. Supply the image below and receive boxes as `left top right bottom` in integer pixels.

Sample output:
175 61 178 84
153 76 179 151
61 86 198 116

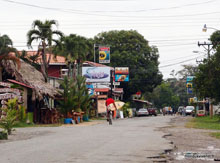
41 42 48 82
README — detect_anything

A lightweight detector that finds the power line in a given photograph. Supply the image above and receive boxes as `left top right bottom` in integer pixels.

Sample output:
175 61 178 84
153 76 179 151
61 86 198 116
159 56 204 68
1 0 220 18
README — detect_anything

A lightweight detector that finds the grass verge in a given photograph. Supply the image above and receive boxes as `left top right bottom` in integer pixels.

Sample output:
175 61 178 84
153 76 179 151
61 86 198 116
14 122 61 128
210 132 220 139
186 115 220 130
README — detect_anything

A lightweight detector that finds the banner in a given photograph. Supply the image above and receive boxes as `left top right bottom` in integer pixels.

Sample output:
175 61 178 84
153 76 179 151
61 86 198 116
115 67 129 74
115 75 129 82
99 46 110 63
82 67 110 83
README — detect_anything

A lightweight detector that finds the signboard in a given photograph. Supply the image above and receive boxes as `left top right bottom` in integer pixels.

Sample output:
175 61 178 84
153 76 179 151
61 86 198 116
186 76 194 82
115 67 129 74
99 46 110 63
114 67 129 82
86 83 94 96
115 75 129 82
113 82 120 86
186 76 194 94
82 67 110 83
97 100 106 113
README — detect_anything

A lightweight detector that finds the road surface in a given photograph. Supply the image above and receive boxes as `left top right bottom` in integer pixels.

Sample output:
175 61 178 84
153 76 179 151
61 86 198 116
0 116 173 163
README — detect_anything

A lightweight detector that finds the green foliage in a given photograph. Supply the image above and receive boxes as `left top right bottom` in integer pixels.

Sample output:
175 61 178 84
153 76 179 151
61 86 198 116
210 132 220 139
27 19 63 82
18 105 27 122
0 34 20 68
0 107 18 135
73 76 91 114
121 102 130 118
187 115 220 130
0 131 8 140
58 76 91 117
54 34 93 77
149 82 180 109
58 76 77 118
94 30 162 100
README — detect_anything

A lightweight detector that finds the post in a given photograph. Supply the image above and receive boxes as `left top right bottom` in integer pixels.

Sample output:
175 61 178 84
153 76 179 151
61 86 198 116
94 44 96 63
110 70 113 98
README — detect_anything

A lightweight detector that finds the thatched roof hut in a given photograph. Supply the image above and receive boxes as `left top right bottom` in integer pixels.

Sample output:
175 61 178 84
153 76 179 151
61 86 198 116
1 59 59 100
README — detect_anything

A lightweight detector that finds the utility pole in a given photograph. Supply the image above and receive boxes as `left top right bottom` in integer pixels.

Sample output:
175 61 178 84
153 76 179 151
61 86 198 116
198 41 213 118
198 41 213 59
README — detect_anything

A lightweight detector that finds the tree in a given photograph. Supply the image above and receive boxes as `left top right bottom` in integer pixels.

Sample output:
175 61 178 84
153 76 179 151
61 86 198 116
150 82 180 109
94 30 162 100
27 20 63 82
0 34 20 81
55 34 93 78
194 31 220 103
58 76 91 118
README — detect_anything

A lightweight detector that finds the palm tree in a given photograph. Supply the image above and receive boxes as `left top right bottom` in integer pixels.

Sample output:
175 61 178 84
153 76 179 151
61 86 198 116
58 34 93 79
0 34 20 81
27 20 63 82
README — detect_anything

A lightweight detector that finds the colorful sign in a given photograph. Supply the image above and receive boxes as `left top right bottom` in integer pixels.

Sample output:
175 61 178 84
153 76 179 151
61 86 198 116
82 67 110 83
86 83 94 96
115 67 129 74
115 75 129 82
99 46 110 63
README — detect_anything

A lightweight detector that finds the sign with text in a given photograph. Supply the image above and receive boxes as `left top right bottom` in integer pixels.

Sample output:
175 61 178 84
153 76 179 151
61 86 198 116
99 46 110 63
82 67 110 83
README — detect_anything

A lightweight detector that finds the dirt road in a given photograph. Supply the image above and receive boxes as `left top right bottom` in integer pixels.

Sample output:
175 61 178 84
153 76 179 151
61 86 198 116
161 116 220 162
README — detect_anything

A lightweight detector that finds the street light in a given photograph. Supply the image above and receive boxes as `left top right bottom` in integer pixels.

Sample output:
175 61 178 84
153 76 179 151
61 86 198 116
202 24 219 32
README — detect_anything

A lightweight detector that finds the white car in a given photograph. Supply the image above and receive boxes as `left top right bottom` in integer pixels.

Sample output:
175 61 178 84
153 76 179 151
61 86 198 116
185 106 195 115
136 108 149 116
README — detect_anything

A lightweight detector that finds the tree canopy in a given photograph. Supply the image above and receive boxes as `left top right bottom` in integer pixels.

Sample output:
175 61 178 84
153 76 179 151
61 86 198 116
27 20 63 82
194 31 220 103
94 30 162 100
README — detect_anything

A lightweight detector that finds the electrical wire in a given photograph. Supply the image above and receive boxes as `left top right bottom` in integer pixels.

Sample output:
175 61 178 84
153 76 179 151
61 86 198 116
1 0 220 18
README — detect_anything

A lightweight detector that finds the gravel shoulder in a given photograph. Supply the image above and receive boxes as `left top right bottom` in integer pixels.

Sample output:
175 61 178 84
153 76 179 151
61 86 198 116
161 115 220 163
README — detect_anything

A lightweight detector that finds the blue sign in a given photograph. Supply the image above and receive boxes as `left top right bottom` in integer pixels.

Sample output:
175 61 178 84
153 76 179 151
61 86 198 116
187 87 193 94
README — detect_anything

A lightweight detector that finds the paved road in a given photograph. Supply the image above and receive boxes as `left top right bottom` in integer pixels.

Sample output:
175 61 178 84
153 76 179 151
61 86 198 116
0 116 173 163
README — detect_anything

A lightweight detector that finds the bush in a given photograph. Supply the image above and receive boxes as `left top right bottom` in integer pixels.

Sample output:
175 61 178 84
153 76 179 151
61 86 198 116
121 102 130 118
0 98 19 135
0 131 8 140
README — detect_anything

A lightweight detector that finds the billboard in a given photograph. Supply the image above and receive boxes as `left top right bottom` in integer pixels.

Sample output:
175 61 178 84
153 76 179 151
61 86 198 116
115 67 129 74
115 75 129 82
82 67 110 83
99 46 110 63
115 67 129 82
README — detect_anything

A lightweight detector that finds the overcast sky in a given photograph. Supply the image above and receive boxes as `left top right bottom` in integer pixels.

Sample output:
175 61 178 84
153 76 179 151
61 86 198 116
0 0 220 79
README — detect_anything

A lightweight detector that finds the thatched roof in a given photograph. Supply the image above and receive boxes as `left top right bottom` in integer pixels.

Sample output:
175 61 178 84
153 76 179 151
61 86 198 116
1 59 59 100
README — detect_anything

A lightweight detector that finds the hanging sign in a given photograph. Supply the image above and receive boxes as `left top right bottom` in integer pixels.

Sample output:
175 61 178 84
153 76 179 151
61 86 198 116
99 46 110 63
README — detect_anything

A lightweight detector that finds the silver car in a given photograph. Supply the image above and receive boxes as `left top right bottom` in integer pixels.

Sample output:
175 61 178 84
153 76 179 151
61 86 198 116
136 108 149 116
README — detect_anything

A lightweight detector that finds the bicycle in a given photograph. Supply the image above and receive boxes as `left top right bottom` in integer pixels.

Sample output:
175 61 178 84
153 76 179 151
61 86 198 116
107 109 113 125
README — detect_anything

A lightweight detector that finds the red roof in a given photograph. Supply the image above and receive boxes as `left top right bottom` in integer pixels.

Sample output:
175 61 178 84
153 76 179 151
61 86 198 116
19 51 66 65
94 88 109 92
7 79 33 89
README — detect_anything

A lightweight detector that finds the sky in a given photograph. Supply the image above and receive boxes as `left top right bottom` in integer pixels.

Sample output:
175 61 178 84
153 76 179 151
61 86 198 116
0 0 220 79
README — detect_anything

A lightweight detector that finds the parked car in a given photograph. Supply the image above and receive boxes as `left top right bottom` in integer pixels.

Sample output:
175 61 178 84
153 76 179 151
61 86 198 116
136 108 149 116
185 106 195 115
147 108 157 116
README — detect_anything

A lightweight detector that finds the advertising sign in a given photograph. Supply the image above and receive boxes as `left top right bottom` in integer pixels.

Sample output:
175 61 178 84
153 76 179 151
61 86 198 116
82 67 110 83
186 76 194 94
115 67 129 74
99 46 110 63
86 83 94 96
115 75 129 82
